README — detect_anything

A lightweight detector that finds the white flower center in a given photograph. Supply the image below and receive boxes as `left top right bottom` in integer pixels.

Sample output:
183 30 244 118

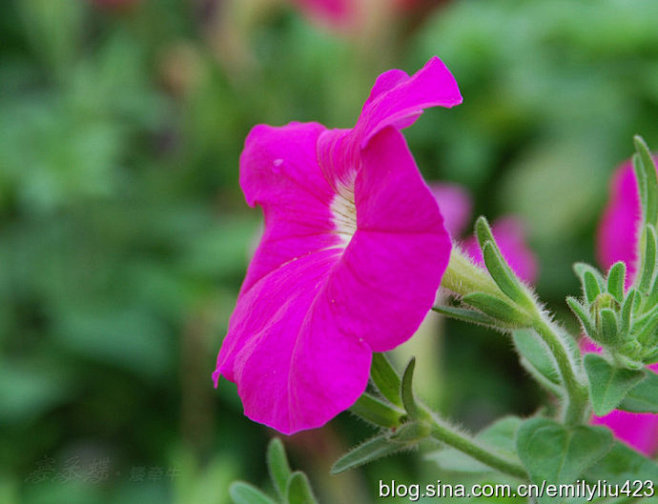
330 178 357 247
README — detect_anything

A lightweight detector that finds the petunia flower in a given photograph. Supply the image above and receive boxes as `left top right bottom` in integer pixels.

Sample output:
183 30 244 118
288 0 358 30
214 57 462 434
585 155 658 456
429 183 538 284
597 155 658 285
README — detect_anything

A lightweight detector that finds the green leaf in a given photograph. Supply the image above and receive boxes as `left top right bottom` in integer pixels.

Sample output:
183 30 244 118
389 421 431 444
512 329 560 386
431 305 499 328
428 416 522 473
584 440 658 483
619 288 636 338
584 271 603 304
482 241 530 308
618 369 658 413
266 438 291 499
638 224 657 293
634 135 658 225
606 262 626 302
462 293 529 326
566 297 596 340
475 217 531 308
229 482 277 504
573 263 605 293
584 354 647 415
400 358 423 420
350 393 403 428
285 471 318 504
370 353 402 407
516 418 613 487
598 308 619 345
331 434 403 474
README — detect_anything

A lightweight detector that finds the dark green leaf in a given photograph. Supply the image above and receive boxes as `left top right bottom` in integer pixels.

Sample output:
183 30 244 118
285 471 318 504
370 353 402 407
606 262 626 302
584 440 658 483
583 271 602 304
516 418 613 487
638 225 656 293
584 354 647 415
350 393 403 428
599 308 619 345
229 482 277 504
462 293 529 326
267 438 291 499
566 297 596 340
513 329 560 385
482 242 530 308
431 305 499 328
634 135 658 225
400 358 422 420
618 370 658 413
428 416 522 473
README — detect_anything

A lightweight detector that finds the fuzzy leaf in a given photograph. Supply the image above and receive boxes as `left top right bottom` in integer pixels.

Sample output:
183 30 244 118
573 263 605 292
599 308 619 345
606 262 626 302
513 329 560 386
428 416 522 473
431 305 499 328
584 354 647 416
584 440 658 483
566 297 596 340
618 369 658 413
634 135 658 226
583 271 602 304
462 293 529 326
638 224 657 293
516 418 613 488
229 482 277 504
370 353 402 407
331 434 403 474
351 393 403 428
400 358 422 420
267 438 291 499
285 471 318 504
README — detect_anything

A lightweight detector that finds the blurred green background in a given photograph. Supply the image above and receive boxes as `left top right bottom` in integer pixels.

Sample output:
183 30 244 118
1 0 658 502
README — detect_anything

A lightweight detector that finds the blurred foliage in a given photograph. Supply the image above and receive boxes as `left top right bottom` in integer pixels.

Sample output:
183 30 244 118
1 0 657 502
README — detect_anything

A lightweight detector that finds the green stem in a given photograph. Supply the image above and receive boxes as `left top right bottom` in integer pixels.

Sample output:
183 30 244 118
531 313 589 425
426 410 528 480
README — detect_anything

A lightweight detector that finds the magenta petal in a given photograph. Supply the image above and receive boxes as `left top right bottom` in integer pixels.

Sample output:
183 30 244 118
238 122 341 294
597 163 641 282
428 182 473 237
355 56 462 147
326 127 452 351
463 217 538 283
217 249 371 434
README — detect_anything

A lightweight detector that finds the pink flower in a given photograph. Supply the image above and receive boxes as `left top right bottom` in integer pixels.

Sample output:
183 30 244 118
597 155 658 285
587 155 658 456
429 183 538 283
215 57 462 434
289 0 357 30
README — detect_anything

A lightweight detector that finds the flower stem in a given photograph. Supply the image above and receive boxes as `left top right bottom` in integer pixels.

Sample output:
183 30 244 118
530 312 589 425
426 409 528 480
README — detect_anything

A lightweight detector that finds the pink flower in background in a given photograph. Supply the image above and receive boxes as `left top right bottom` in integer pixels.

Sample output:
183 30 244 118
597 155 658 284
429 183 538 284
289 0 357 30
587 154 658 456
215 57 462 434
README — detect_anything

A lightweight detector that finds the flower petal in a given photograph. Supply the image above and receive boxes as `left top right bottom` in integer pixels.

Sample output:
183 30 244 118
597 162 641 282
325 127 452 351
428 182 473 237
216 249 371 434
355 56 462 147
238 122 341 294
